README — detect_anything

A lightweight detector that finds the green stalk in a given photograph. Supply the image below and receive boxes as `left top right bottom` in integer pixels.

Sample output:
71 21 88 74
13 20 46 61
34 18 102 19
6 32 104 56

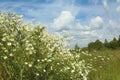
20 68 24 80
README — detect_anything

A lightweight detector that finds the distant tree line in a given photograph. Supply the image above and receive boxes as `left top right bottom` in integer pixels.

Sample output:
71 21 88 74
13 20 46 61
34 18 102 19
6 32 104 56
87 35 120 51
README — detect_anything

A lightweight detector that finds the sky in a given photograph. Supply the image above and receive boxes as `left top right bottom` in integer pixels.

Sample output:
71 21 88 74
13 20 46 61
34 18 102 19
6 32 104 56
0 0 120 47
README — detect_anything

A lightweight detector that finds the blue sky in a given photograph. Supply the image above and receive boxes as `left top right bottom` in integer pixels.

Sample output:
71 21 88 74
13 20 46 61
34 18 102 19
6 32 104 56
0 0 120 47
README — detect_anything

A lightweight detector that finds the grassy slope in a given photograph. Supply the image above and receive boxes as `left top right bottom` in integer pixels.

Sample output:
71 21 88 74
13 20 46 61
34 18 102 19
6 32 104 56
88 49 120 80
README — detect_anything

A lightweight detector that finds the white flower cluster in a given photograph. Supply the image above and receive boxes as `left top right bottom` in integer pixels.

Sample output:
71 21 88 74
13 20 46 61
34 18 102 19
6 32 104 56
0 11 91 80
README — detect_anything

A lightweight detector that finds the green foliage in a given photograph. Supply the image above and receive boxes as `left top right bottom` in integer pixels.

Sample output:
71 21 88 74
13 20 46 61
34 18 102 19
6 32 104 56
104 39 109 48
0 11 90 80
108 38 119 49
73 44 120 80
74 44 80 50
87 36 120 51
118 35 120 47
88 40 104 51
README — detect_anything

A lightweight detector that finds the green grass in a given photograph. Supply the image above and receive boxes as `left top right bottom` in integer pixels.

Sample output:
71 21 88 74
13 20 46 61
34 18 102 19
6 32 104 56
88 49 120 80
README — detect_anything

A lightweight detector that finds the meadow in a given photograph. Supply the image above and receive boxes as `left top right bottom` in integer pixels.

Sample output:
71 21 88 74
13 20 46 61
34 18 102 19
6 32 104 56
88 49 120 80
0 11 120 80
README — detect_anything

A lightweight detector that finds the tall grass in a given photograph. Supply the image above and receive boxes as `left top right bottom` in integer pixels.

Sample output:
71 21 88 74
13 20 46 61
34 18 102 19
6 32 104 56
88 49 120 80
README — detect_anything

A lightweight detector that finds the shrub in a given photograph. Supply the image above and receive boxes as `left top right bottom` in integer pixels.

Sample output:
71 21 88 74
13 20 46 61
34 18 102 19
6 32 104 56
0 12 91 80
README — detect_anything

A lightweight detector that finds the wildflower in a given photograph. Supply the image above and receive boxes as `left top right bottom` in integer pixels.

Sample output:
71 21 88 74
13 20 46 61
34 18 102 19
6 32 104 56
9 53 13 56
25 62 28 65
26 40 29 43
4 50 8 53
37 59 40 62
25 47 29 51
3 33 7 36
99 66 102 68
101 58 104 61
7 42 12 46
65 67 70 70
36 73 39 76
23 25 29 31
31 47 34 50
50 66 53 70
13 49 16 52
0 20 3 23
47 59 52 62
107 58 110 60
41 59 44 62
98 56 102 58
94 57 97 59
60 52 63 55
28 64 32 67
57 63 59 65
28 43 32 47
2 37 6 41
3 56 7 60
71 70 75 73
60 69 63 72
44 58 47 61
10 38 14 41
43 69 46 72
29 51 33 55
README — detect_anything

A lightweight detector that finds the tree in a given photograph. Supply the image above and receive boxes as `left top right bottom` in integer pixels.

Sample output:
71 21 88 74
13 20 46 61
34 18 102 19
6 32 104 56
118 35 120 47
109 37 119 49
113 37 117 41
74 44 80 50
94 39 104 50
88 42 95 51
104 39 109 48
88 39 104 51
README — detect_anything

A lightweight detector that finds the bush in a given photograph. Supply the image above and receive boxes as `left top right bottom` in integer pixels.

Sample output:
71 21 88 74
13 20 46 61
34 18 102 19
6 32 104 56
0 12 91 80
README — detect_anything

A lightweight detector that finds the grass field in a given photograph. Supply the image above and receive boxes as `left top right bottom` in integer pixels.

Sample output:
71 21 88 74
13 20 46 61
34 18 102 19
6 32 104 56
88 49 120 80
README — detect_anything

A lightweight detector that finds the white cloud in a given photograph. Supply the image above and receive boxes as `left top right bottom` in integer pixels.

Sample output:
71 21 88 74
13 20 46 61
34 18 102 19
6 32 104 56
81 30 99 37
76 22 91 31
117 0 120 3
52 11 75 30
109 19 120 28
116 6 120 13
81 31 92 35
90 16 104 29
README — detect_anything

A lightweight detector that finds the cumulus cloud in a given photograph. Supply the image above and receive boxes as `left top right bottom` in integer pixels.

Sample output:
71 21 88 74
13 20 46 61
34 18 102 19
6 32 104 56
52 11 75 30
76 22 91 31
81 30 99 37
90 16 104 29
